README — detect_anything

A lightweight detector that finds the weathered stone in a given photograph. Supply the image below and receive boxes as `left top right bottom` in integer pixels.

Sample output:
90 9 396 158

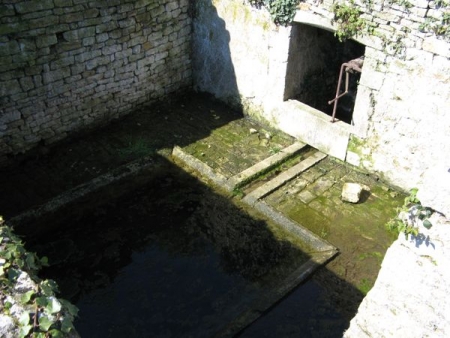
341 183 363 203
0 315 16 338
36 34 58 48
15 0 54 14
55 0 73 7
345 213 450 337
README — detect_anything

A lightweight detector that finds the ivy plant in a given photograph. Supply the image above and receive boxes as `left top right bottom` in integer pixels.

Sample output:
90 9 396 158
386 188 433 238
248 0 300 26
0 221 78 337
331 0 367 41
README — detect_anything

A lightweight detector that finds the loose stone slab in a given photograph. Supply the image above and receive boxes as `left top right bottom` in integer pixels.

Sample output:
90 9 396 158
341 182 363 203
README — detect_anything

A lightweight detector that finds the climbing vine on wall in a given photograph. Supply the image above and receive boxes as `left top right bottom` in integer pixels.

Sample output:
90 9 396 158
331 0 367 41
248 0 300 26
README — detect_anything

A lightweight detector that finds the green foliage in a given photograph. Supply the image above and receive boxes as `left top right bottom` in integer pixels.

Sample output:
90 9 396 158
331 0 367 41
269 146 281 155
248 0 300 26
419 12 450 40
118 137 155 159
231 187 245 198
267 0 299 26
387 0 413 9
0 222 78 337
386 188 434 239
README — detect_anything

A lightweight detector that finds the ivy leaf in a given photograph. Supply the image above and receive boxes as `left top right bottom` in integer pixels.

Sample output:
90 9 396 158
18 311 30 326
16 258 24 268
36 296 48 307
39 315 55 331
25 253 38 270
20 290 35 305
18 324 32 338
7 267 20 282
45 297 62 314
40 279 58 296
48 329 64 338
60 299 79 317
61 316 75 333
423 219 432 229
35 333 47 338
40 256 49 267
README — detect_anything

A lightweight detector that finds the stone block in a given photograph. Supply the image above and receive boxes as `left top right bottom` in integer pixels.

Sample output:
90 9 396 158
43 67 70 84
109 29 122 39
84 8 100 18
118 18 136 29
19 76 34 91
30 15 59 28
0 79 21 97
75 49 102 62
82 37 96 46
86 55 110 70
36 35 58 48
341 182 363 203
0 4 15 17
96 33 109 43
422 37 450 57
60 11 84 24
96 21 118 34
54 0 73 7
15 0 54 14
0 40 20 56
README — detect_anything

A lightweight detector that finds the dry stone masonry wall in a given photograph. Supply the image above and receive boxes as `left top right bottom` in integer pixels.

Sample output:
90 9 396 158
0 0 191 165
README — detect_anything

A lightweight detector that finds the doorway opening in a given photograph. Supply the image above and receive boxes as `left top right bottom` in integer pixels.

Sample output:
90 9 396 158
284 23 366 124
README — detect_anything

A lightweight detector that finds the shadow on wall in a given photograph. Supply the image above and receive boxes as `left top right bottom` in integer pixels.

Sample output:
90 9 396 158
191 0 241 109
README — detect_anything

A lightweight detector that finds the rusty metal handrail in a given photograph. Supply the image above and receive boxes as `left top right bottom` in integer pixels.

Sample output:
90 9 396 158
328 56 364 123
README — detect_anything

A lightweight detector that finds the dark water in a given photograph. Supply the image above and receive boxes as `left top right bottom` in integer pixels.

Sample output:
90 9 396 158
23 157 311 337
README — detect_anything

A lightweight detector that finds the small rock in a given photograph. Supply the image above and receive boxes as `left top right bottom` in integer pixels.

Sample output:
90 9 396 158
342 183 363 203
13 271 38 294
249 128 258 134
0 315 16 338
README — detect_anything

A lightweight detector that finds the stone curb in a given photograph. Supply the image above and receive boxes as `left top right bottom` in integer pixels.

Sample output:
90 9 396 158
228 141 307 188
243 151 327 205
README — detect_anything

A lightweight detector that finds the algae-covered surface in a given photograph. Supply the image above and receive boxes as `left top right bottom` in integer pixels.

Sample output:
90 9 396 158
180 118 295 178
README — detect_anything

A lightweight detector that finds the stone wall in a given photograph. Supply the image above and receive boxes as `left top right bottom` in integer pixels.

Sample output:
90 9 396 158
344 212 450 338
192 0 450 216
0 0 191 165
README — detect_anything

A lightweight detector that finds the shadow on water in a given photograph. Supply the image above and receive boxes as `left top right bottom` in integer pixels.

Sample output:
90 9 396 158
1 1 368 336
16 156 311 338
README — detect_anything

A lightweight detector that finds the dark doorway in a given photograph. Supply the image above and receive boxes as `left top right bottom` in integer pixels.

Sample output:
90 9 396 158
284 23 365 124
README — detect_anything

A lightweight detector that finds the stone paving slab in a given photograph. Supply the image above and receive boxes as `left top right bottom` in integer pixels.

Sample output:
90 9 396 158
180 117 297 178
243 151 327 205
228 142 307 188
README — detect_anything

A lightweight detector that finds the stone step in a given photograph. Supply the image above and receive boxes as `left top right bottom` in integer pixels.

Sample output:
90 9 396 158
227 141 307 189
242 151 327 206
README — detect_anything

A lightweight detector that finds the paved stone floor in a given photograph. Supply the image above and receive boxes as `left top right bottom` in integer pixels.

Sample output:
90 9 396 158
0 92 405 337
